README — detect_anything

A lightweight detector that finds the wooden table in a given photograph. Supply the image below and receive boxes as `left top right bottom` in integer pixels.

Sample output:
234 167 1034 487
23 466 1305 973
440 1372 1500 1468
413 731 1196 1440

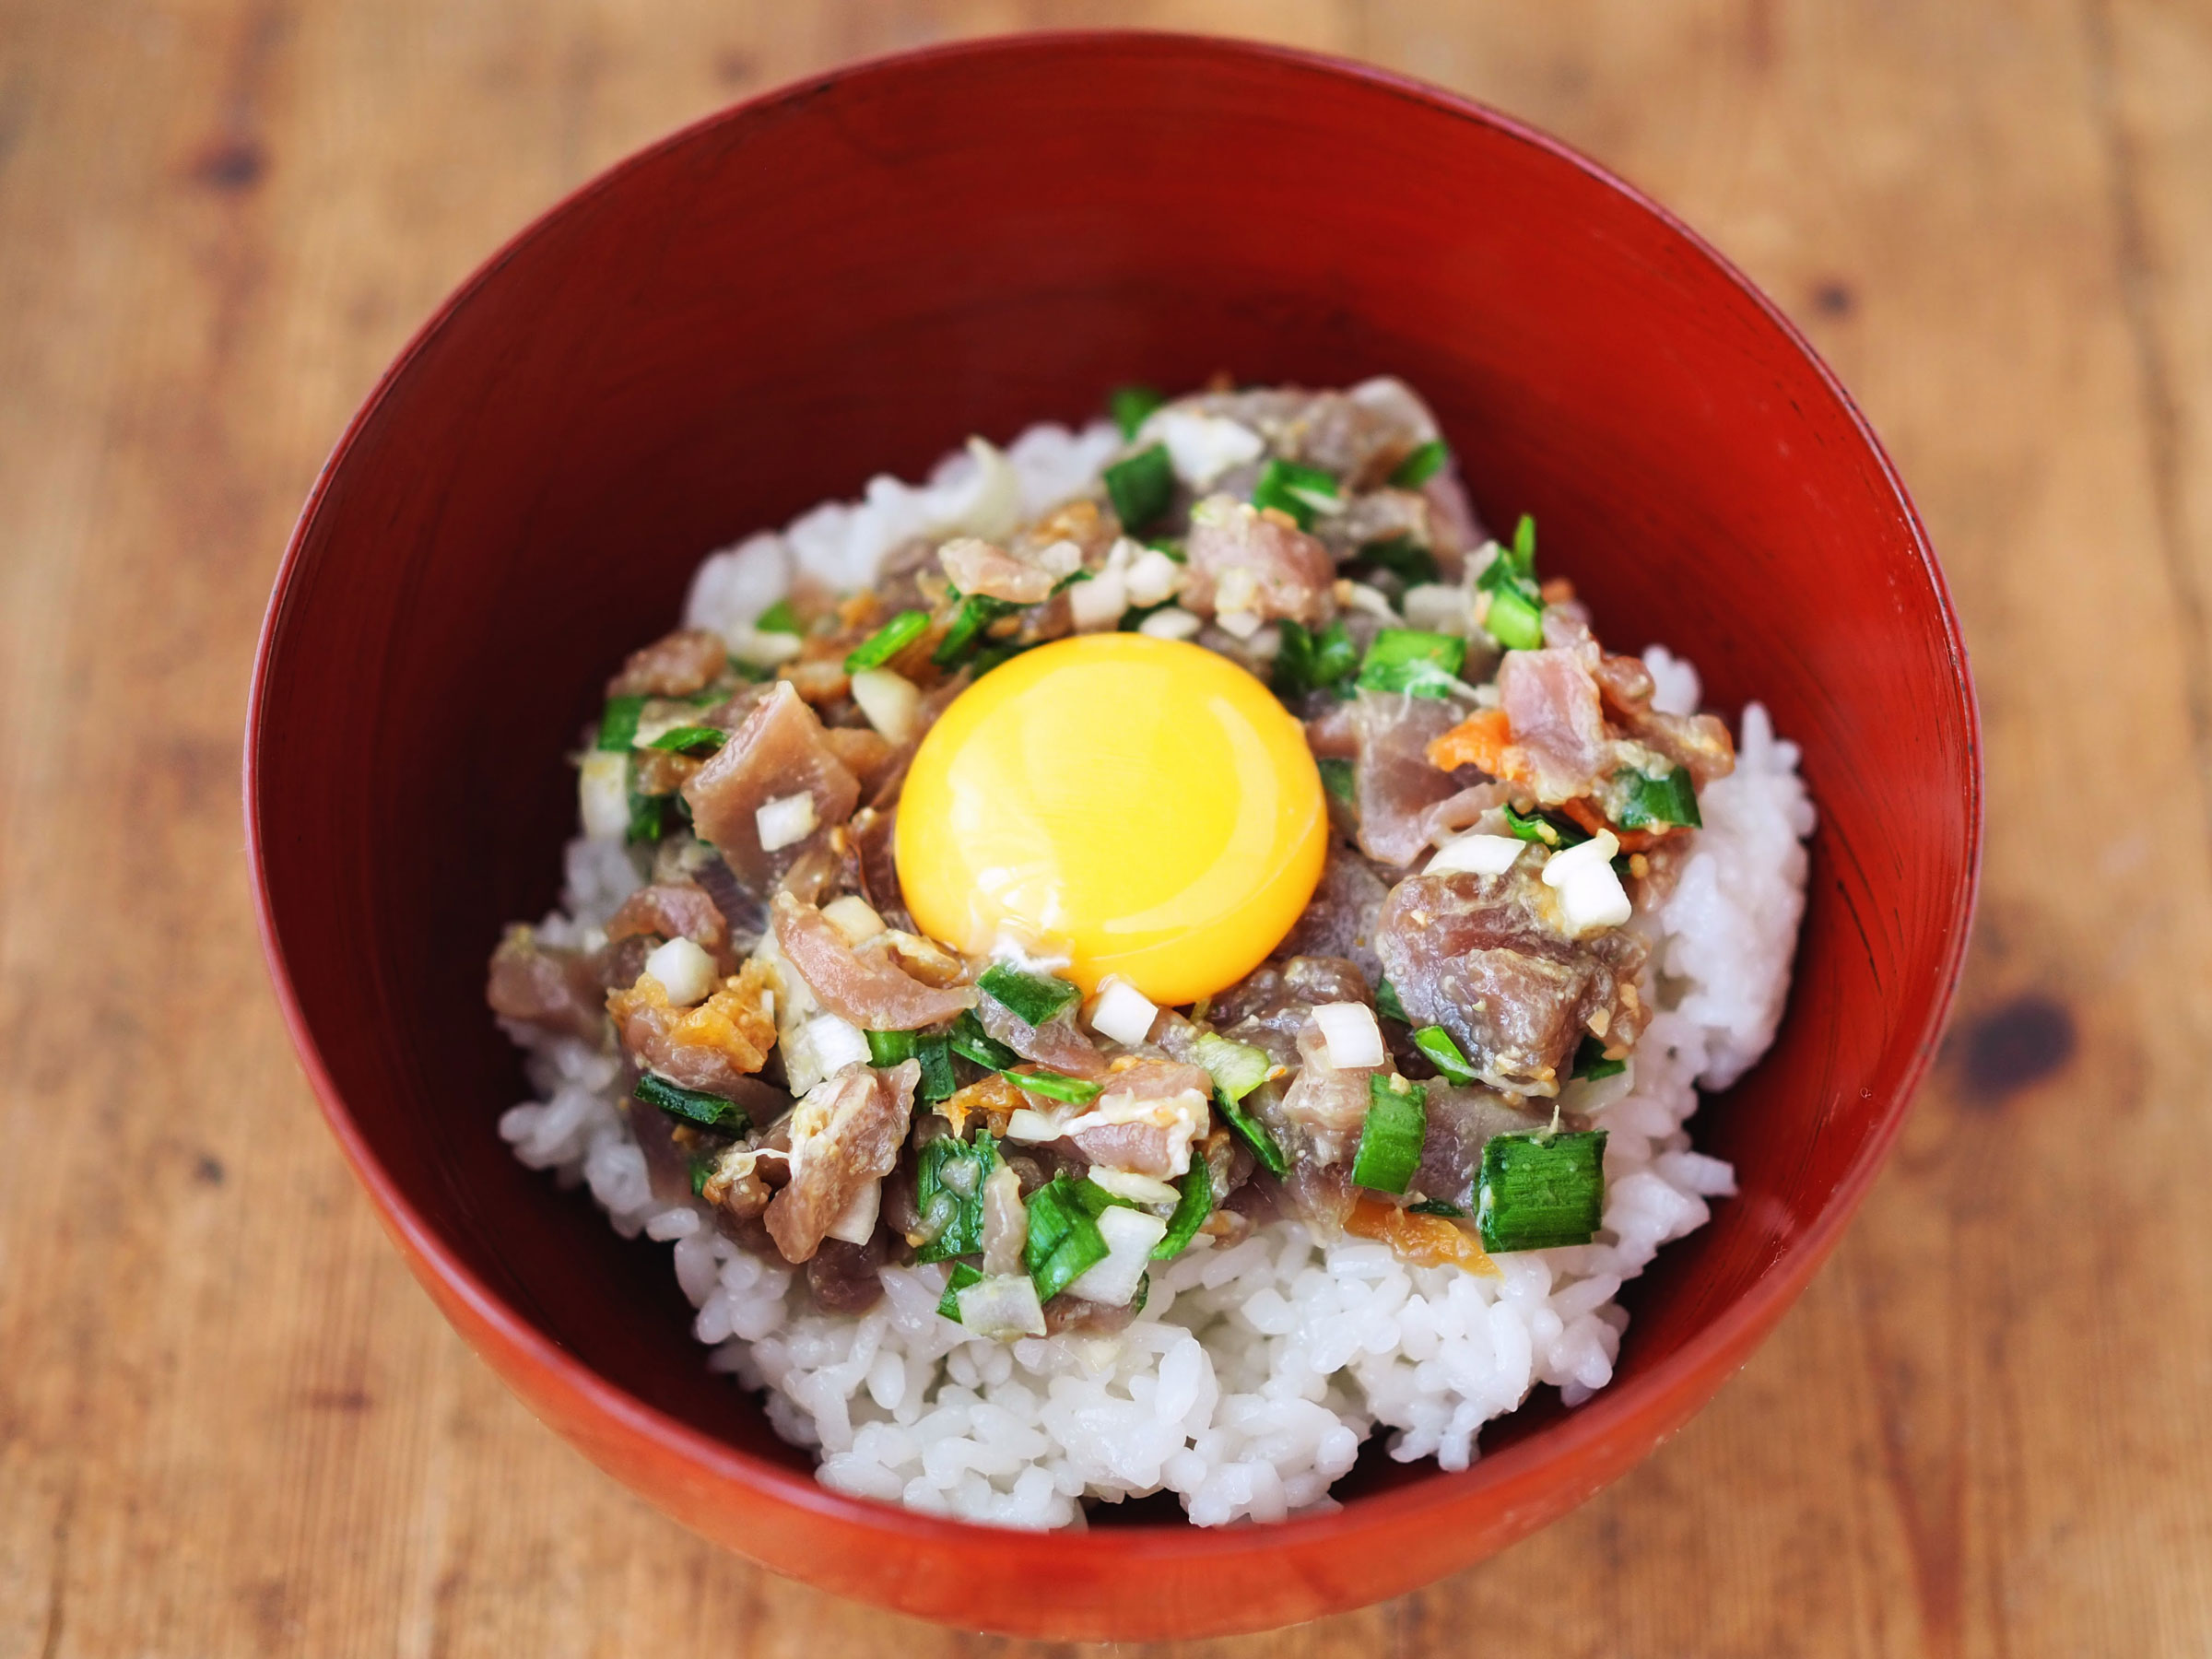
5 1 2208 1653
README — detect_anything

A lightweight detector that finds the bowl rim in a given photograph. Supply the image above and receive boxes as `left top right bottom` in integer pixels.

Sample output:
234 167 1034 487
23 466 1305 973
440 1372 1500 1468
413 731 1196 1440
243 27 1983 1565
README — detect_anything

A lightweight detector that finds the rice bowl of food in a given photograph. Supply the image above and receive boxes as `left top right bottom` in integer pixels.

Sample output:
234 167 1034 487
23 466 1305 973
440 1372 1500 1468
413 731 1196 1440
246 32 1978 1639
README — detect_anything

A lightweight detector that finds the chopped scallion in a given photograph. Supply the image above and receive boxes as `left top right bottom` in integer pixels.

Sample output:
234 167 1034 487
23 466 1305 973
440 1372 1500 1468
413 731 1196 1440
1104 443 1174 531
1024 1176 1112 1300
1477 1130 1607 1252
915 1032 959 1103
1110 384 1166 440
625 775 687 846
1010 1067 1102 1105
1317 757 1355 804
1270 617 1360 700
634 1072 748 1134
597 695 646 752
1483 584 1546 652
1190 1032 1271 1101
913 1130 998 1263
1356 628 1467 698
978 963 1080 1028
1502 804 1590 849
1351 1075 1428 1194
1571 1033 1627 1081
1146 535 1186 563
948 1010 1018 1071
688 1154 717 1197
1388 439 1449 489
1406 1198 1465 1218
1154 1164 1214 1259
1213 1086 1288 1176
1067 1178 1136 1218
1616 766 1701 830
1411 1026 1478 1085
1357 535 1440 587
937 1260 984 1320
1512 512 1537 572
865 1028 918 1066
646 724 727 757
1250 458 1340 530
755 598 802 637
932 592 1019 667
1373 977 1409 1024
844 608 929 673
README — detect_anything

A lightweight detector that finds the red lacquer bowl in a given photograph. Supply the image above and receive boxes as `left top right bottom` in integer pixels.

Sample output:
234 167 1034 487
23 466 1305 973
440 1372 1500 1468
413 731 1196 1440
245 32 1978 1641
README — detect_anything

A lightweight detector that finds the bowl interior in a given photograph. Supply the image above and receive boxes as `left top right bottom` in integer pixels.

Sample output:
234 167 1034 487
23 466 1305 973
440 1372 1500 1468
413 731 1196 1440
251 37 1974 1547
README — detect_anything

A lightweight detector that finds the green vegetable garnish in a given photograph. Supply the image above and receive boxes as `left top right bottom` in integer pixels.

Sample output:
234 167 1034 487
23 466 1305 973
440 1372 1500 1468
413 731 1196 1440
1146 535 1186 563
646 724 727 757
913 1130 998 1264
1571 1034 1627 1081
1406 1198 1465 1218
1388 439 1449 489
915 1032 959 1103
932 592 1019 667
948 1010 1018 1071
1356 628 1467 698
1512 512 1537 571
1411 1026 1478 1085
865 1028 918 1066
1502 804 1591 849
624 775 688 846
755 597 803 637
1477 1130 1607 1252
978 963 1080 1028
597 694 646 752
1617 766 1702 830
1068 1178 1137 1218
1190 1032 1271 1101
844 608 929 673
937 1261 984 1320
1271 617 1360 700
1110 384 1167 440
1009 1068 1103 1106
1351 1074 1428 1194
1104 443 1174 531
1482 584 1546 652
1317 758 1356 804
1357 535 1440 587
1024 1176 1112 1300
634 1072 748 1135
1373 977 1409 1024
1213 1086 1288 1176
688 1154 717 1197
1153 1164 1215 1260
1250 458 1340 530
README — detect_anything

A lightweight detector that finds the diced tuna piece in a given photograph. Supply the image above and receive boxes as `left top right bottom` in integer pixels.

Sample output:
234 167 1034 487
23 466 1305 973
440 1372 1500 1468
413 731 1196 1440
606 959 778 1096
606 627 729 698
770 891 975 1030
1498 647 1610 804
765 1060 920 1264
1276 847 1391 979
682 681 860 885
486 927 606 1042
1181 497 1335 628
1349 690 1484 865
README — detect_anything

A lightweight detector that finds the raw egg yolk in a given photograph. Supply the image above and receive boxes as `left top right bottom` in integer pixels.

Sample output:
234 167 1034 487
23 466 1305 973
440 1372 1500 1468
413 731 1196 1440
895 632 1327 1006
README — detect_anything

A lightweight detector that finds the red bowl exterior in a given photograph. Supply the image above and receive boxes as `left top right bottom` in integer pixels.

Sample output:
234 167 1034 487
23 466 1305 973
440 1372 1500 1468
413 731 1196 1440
244 32 1979 1641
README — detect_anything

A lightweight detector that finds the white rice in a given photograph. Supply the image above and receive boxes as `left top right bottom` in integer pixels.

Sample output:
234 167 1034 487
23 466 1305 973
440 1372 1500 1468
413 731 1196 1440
495 416 1815 1530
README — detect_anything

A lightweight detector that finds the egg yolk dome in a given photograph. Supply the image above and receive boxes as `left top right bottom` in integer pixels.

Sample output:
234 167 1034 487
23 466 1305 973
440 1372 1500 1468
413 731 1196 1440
894 632 1328 1006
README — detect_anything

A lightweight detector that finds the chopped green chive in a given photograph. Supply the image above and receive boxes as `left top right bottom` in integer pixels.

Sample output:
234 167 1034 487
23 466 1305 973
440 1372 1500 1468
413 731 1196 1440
597 694 646 752
913 1130 998 1263
1110 384 1167 440
1213 1086 1288 1176
1617 766 1701 830
1068 1178 1137 1218
1024 1176 1112 1300
1477 1130 1607 1252
1250 458 1340 530
865 1028 918 1066
1010 1068 1102 1105
948 1010 1018 1071
1146 535 1187 563
1271 617 1360 700
932 592 1019 667
755 598 803 637
1512 512 1537 571
1351 1075 1428 1194
1388 439 1450 489
1373 977 1409 1024
688 1154 717 1197
978 963 1080 1028
1154 1164 1215 1260
1356 628 1467 698
634 1072 748 1135
625 775 688 846
1482 584 1546 652
1503 805 1591 849
1104 443 1174 531
1571 1034 1627 1081
1190 1032 1271 1102
1317 757 1356 804
1357 535 1440 587
1406 1198 1466 1218
1411 1026 1478 1085
915 1032 959 1103
937 1260 984 1320
646 724 727 757
844 608 929 673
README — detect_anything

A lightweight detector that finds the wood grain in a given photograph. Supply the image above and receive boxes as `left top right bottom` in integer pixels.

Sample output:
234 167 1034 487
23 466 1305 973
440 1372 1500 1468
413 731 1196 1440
2 1 2207 1654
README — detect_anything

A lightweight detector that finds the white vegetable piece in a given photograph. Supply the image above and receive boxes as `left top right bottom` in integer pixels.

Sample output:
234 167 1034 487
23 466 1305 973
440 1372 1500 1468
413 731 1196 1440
1136 606 1203 642
956 1272 1048 1338
1542 829 1632 931
849 667 920 743
1124 547 1185 608
819 894 885 945
825 1178 881 1246
1068 566 1127 630
643 937 717 1007
1339 581 1398 620
1150 408 1264 488
1313 1001 1386 1070
1403 582 1473 633
802 1012 872 1077
727 627 806 670
1003 1107 1064 1144
1426 832 1524 878
1087 1167 1182 1208
578 751 629 841
755 792 818 852
1086 975 1159 1046
1213 607 1265 641
1065 1206 1170 1307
